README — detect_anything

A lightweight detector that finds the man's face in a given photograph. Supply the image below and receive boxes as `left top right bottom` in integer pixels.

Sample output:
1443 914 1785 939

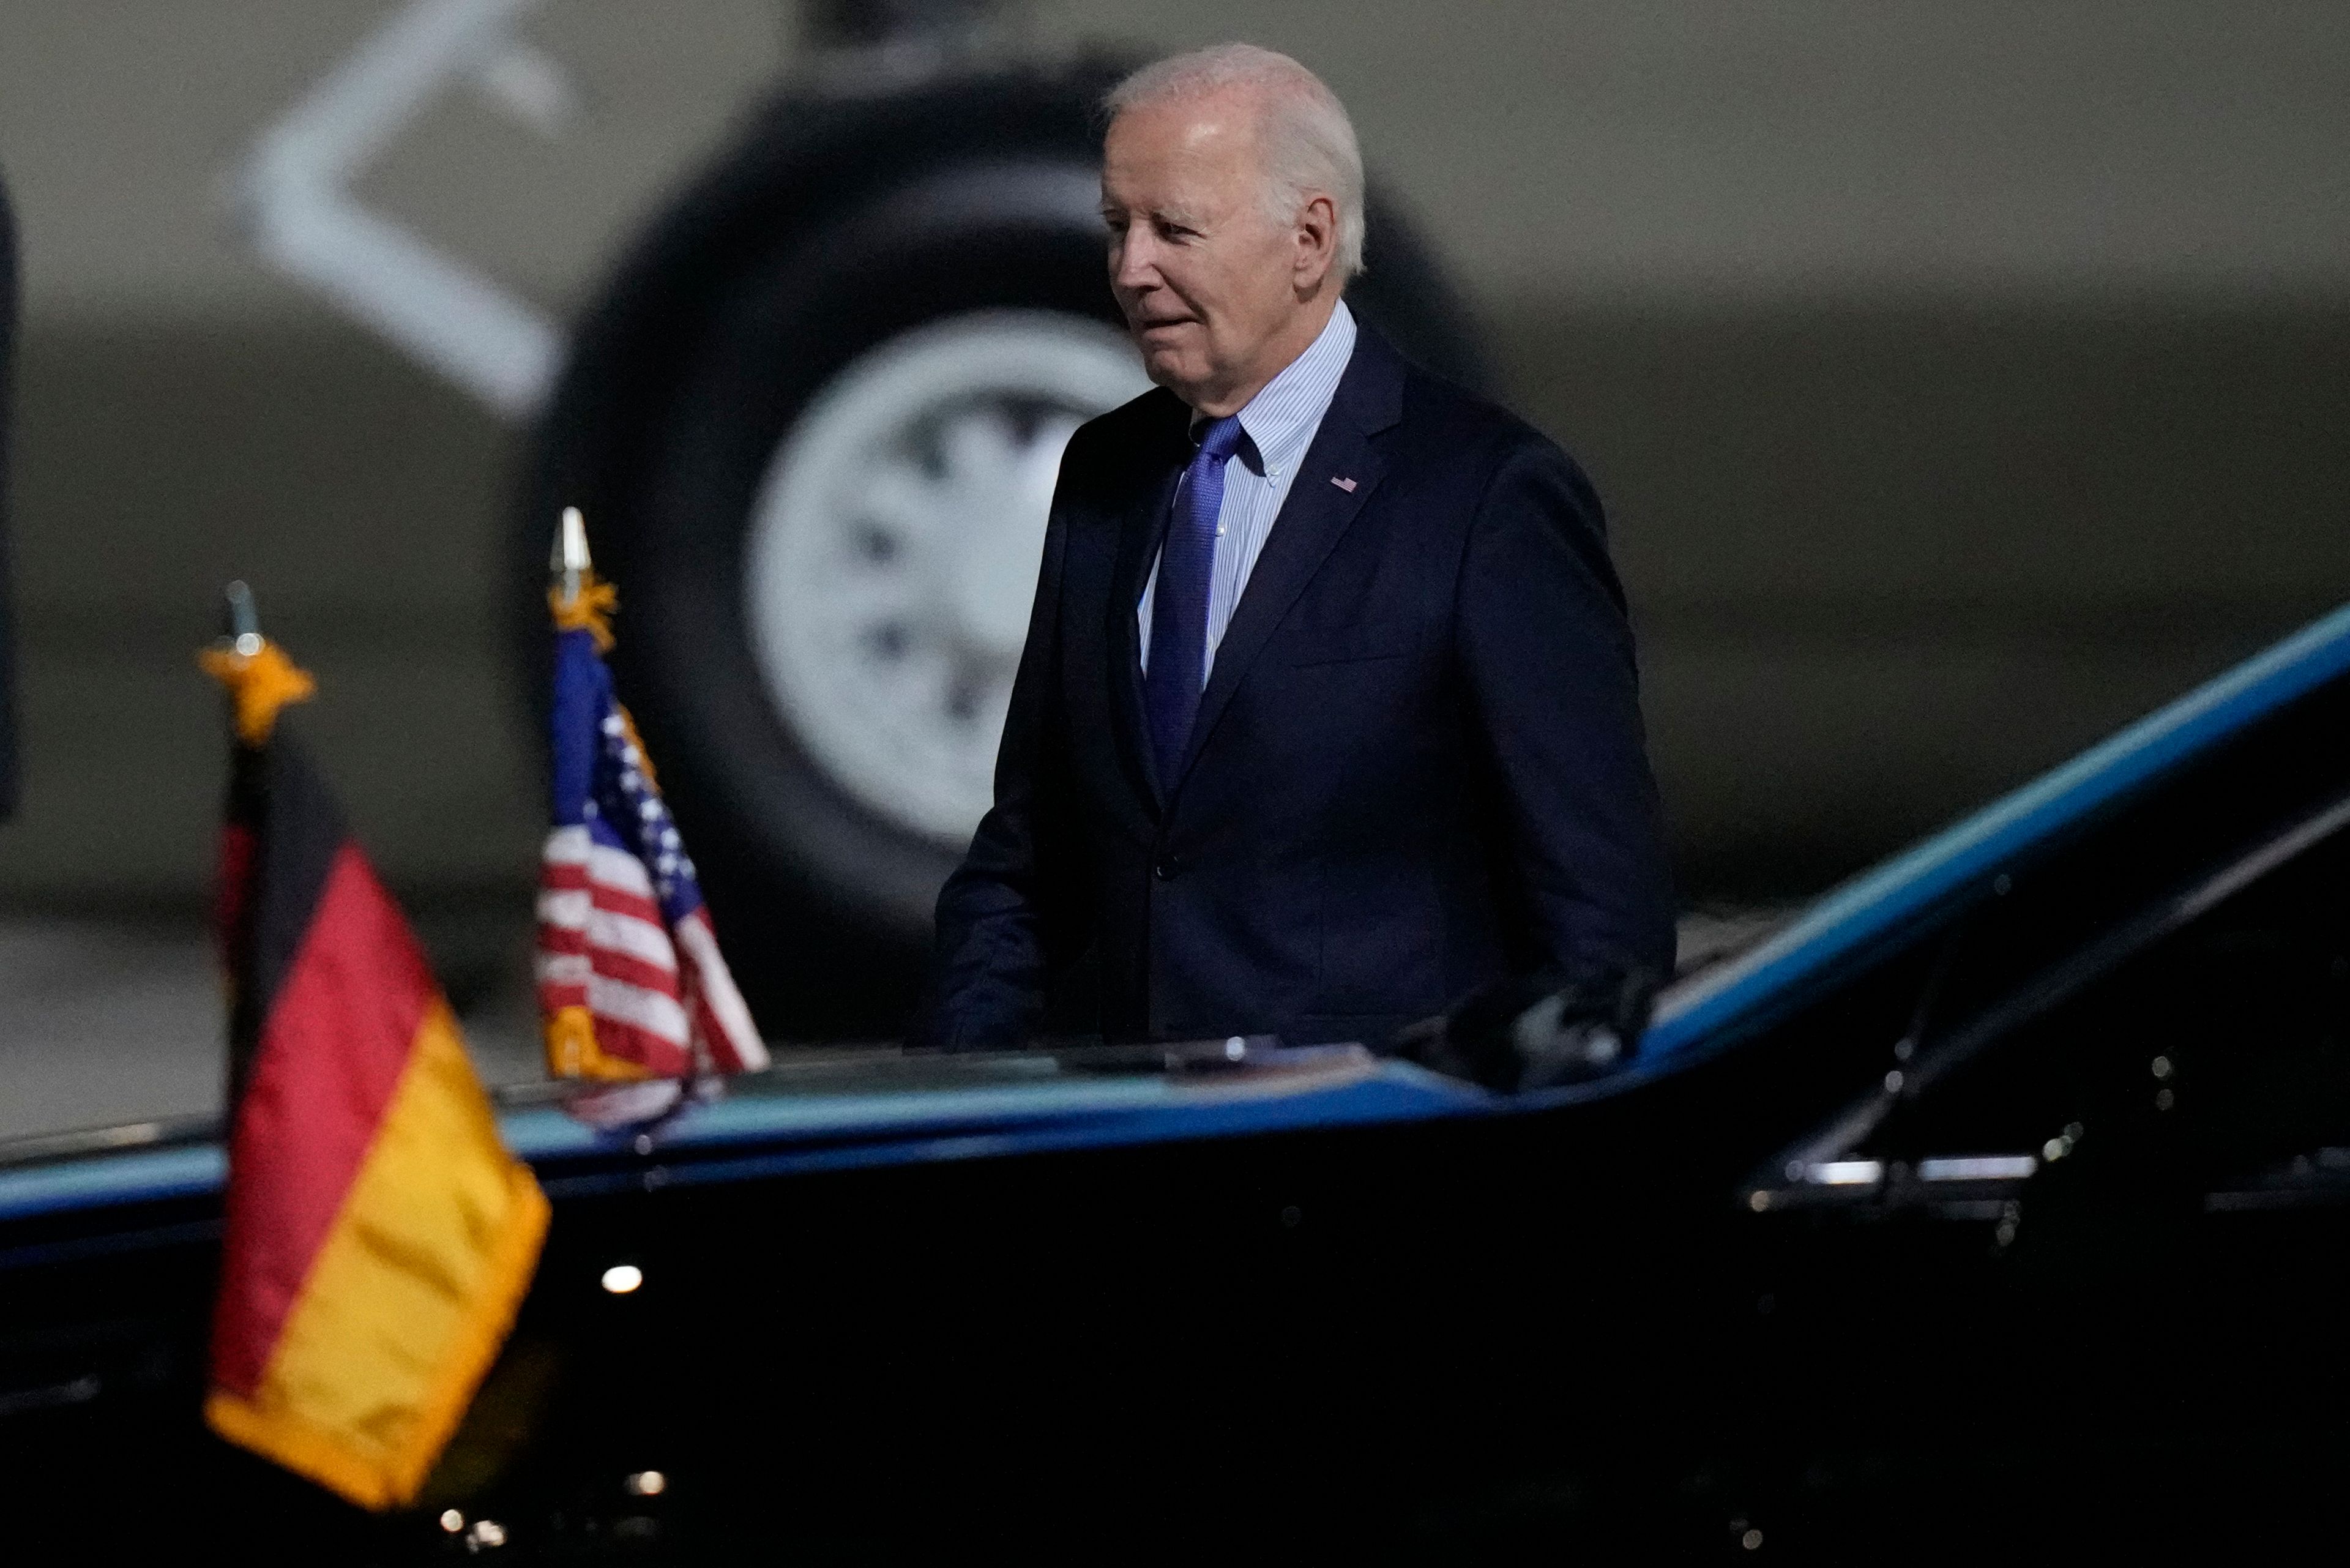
1100 89 1308 413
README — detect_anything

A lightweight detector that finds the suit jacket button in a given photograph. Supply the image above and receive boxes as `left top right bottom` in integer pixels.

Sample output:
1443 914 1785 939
1153 855 1179 881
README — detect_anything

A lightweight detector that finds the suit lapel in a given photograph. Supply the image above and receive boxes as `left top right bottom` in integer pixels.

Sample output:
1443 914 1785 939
1169 328 1408 789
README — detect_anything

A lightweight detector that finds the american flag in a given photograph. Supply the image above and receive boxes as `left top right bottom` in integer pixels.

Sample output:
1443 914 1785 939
537 610 767 1081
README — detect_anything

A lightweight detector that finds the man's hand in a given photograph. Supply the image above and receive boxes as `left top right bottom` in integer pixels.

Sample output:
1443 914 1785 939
1389 966 1660 1092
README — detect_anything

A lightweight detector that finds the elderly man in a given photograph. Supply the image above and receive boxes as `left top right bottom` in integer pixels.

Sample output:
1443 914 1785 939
925 43 1673 1052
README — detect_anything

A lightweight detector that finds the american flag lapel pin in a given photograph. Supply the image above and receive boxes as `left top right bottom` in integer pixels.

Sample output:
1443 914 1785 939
1331 475 1357 492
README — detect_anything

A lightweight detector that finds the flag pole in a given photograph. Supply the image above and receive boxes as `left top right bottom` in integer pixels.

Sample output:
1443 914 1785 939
222 579 263 651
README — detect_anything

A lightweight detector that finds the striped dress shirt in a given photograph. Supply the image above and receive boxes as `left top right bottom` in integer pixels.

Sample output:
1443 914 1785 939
1137 299 1359 683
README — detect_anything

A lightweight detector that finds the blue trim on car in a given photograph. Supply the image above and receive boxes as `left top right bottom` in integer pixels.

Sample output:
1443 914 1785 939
526 1066 1489 1201
0 1144 226 1224
499 1063 1484 1165
0 1064 1488 1226
1643 599 2350 1062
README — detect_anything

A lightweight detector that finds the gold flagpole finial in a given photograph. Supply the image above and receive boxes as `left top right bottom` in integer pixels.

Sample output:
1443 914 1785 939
548 506 617 651
551 506 591 604
201 581 315 745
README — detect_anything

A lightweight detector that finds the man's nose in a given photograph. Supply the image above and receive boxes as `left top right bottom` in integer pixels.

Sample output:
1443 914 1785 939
1111 231 1159 294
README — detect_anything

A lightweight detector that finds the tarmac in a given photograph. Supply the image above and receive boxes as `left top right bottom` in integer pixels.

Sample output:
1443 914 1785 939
0 915 542 1144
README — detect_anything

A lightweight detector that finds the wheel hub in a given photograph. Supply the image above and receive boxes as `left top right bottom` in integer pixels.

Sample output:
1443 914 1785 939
745 310 1150 848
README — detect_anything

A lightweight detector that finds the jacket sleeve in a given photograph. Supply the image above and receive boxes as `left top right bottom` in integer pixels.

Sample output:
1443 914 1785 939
1454 433 1677 980
919 483 1075 1051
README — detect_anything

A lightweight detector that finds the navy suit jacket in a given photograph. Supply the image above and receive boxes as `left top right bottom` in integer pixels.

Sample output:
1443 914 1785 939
927 324 1674 1050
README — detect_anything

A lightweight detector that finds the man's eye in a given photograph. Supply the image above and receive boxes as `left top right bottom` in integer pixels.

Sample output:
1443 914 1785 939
1156 221 1196 241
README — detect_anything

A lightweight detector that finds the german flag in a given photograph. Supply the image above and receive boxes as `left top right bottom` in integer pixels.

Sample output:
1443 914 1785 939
200 621 548 1510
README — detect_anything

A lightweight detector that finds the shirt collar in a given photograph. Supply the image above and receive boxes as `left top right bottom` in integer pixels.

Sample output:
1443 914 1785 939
1189 299 1357 476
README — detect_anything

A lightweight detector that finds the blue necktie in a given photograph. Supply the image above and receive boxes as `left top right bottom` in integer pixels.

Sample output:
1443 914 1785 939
1144 414 1245 789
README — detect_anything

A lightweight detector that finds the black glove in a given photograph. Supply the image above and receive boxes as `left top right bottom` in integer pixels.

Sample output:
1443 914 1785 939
1388 966 1660 1092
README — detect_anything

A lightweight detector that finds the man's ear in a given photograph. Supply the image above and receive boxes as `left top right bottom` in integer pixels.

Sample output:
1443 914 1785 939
1294 193 1338 295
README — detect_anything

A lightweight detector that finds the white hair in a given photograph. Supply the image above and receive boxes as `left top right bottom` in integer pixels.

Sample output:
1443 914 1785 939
1105 43 1367 280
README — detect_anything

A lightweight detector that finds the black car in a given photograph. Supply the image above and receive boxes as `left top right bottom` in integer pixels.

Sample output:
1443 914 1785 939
4 600 2348 1558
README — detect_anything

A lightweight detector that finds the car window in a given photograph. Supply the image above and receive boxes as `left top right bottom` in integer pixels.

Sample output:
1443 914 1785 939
1744 790 2350 1225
